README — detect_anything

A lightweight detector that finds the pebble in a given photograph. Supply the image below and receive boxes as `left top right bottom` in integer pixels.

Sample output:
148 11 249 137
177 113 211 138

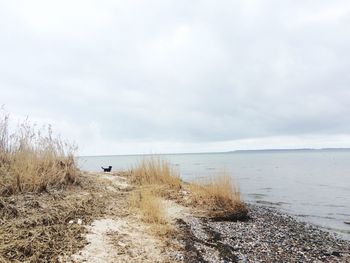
175 204 350 262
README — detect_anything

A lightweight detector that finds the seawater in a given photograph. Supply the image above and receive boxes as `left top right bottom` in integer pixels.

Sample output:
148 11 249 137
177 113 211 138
78 150 350 240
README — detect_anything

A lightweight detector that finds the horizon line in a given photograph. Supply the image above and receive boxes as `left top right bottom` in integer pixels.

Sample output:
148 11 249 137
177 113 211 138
77 147 350 158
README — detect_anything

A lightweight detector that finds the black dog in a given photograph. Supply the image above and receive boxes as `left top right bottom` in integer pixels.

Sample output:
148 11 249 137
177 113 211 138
101 166 112 172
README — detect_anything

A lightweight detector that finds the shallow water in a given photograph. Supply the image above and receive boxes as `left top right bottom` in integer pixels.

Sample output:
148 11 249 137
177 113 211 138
78 150 350 240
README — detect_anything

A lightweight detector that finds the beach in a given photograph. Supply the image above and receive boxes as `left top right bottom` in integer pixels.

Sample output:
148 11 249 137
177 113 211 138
80 150 350 240
3 0 350 261
1 171 349 262
177 205 350 262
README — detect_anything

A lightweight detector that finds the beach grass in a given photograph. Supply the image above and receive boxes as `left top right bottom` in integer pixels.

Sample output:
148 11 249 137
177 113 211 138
130 158 181 190
189 172 248 220
129 158 248 220
131 188 167 224
0 111 78 195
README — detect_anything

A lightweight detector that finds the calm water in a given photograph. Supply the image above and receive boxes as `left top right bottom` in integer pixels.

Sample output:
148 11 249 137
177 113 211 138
78 150 350 240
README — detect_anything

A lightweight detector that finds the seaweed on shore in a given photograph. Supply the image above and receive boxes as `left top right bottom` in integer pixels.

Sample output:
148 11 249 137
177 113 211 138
176 218 239 263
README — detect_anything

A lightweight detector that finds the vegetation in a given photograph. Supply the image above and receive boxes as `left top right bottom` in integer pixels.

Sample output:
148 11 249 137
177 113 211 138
129 158 248 222
0 108 248 261
0 111 78 195
130 157 181 190
128 158 175 233
189 172 248 220
0 173 114 262
131 188 167 224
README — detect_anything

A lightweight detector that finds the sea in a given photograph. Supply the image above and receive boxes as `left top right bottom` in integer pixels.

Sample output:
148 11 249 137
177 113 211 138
78 149 350 240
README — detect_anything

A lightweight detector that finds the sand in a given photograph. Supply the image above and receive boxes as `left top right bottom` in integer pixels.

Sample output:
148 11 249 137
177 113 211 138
2 171 349 263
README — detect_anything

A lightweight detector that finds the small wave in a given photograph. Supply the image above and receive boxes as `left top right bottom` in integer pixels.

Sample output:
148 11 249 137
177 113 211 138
324 204 346 208
247 193 268 199
320 226 350 235
256 200 290 206
294 214 337 220
337 213 350 217
259 187 272 191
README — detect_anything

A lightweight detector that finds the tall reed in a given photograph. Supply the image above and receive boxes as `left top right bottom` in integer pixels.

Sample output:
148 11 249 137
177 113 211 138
0 111 78 195
130 188 167 224
189 172 248 219
130 158 181 190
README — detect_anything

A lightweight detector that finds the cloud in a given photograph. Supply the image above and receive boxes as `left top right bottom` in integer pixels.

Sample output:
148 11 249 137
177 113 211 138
1 0 350 155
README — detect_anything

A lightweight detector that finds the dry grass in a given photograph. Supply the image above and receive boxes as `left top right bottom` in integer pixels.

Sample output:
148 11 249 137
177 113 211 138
0 173 116 263
189 172 248 220
130 158 181 190
0 111 78 195
128 159 181 237
129 158 248 220
131 188 167 224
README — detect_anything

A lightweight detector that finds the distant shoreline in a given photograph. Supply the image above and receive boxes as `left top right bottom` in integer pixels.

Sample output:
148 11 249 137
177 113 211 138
78 147 350 158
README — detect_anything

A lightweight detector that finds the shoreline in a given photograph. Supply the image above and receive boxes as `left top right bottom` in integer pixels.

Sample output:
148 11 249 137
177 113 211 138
78 150 350 241
178 204 350 262
247 201 350 242
1 171 349 262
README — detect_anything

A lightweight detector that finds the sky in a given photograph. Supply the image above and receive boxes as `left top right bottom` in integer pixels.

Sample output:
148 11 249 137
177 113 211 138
1 0 350 155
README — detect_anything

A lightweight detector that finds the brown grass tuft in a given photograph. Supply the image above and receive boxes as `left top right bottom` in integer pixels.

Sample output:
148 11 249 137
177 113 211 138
131 188 167 224
0 177 109 263
128 158 179 236
129 159 248 221
0 111 79 195
130 158 181 190
189 172 248 220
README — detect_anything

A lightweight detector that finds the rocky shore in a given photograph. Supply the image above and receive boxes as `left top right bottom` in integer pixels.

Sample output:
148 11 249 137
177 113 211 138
175 204 350 262
3 171 349 262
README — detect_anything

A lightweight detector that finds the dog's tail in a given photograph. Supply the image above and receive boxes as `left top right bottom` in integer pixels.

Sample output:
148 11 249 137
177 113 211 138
101 166 105 170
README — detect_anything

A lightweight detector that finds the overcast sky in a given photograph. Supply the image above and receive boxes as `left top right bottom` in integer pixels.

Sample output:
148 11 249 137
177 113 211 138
1 1 350 155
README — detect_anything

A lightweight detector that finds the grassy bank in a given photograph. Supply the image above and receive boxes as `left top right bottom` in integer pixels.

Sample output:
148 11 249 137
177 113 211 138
189 173 248 220
0 112 248 262
129 158 248 225
0 112 87 262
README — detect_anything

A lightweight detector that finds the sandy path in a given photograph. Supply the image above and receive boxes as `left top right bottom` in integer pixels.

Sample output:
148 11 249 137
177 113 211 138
72 219 122 262
72 217 168 263
69 173 184 263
